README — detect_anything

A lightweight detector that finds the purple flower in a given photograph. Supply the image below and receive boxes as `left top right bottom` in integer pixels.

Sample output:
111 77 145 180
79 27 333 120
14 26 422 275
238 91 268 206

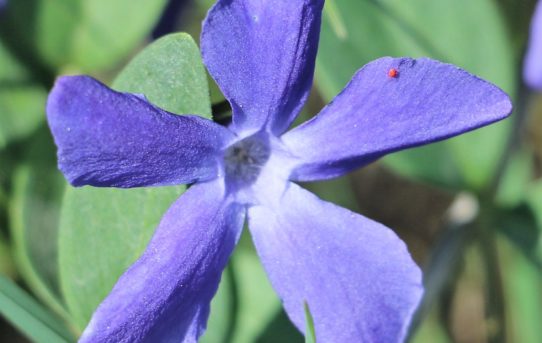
46 0 512 342
525 0 542 89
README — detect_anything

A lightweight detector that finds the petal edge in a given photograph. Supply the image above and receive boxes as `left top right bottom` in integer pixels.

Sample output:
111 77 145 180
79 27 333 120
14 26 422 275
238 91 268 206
47 75 233 188
201 0 324 135
248 182 423 342
80 180 245 343
283 57 512 181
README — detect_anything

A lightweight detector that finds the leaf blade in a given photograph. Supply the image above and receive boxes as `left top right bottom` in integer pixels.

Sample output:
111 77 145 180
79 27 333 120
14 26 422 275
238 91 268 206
304 302 316 343
0 274 74 343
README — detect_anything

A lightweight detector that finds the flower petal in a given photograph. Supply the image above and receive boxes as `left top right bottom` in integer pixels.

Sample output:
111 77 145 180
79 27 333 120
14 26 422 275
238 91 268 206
80 180 245 343
283 57 512 181
248 182 423 343
524 0 542 89
201 0 324 135
47 75 234 188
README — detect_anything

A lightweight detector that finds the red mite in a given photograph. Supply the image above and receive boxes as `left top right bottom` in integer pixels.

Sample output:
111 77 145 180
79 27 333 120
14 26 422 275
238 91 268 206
388 68 398 78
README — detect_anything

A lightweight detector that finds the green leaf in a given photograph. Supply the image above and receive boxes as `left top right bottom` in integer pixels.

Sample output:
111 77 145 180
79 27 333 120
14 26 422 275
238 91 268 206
494 205 541 270
304 302 316 343
526 180 542 230
10 166 66 313
494 177 542 270
9 128 71 321
0 238 14 278
59 186 183 330
0 40 46 148
523 180 542 265
0 39 34 82
200 266 235 343
383 143 464 189
58 32 212 332
256 310 304 343
0 274 74 343
0 86 47 148
499 235 542 343
1 0 168 72
317 0 515 191
494 149 533 208
303 176 359 212
113 33 211 115
114 33 212 118
229 236 282 343
201 232 283 343
0 153 11 205
495 0 538 52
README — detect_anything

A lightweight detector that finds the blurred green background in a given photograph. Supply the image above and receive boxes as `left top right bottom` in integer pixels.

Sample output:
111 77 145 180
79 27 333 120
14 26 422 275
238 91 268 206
0 0 541 342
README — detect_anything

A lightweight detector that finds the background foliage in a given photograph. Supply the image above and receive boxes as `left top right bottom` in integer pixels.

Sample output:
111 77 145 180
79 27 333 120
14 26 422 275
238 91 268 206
0 0 541 342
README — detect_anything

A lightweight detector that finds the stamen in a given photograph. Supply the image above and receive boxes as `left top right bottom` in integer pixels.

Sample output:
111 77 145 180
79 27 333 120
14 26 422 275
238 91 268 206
224 134 270 186
388 68 398 78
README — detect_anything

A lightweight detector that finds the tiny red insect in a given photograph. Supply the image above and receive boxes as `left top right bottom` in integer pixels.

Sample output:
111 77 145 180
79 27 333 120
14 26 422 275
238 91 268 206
388 68 398 78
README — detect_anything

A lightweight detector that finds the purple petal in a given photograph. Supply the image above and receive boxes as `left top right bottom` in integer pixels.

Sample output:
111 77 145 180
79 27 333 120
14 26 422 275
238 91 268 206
47 75 234 188
524 0 542 89
283 57 512 182
80 180 245 343
201 0 324 135
248 182 423 342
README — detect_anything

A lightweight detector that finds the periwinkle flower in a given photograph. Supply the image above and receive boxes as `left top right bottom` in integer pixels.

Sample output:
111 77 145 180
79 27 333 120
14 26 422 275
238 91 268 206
46 0 512 342
525 0 542 89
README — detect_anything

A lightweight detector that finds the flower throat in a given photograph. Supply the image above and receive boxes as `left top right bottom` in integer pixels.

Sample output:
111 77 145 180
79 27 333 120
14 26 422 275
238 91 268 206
224 133 271 186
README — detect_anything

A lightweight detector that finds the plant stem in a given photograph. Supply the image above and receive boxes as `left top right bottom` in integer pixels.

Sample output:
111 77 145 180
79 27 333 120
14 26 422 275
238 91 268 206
406 221 474 341
488 82 532 197
478 227 507 343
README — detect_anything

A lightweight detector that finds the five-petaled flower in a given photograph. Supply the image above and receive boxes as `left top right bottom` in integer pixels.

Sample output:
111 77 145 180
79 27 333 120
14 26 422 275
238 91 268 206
525 0 542 89
46 0 512 342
